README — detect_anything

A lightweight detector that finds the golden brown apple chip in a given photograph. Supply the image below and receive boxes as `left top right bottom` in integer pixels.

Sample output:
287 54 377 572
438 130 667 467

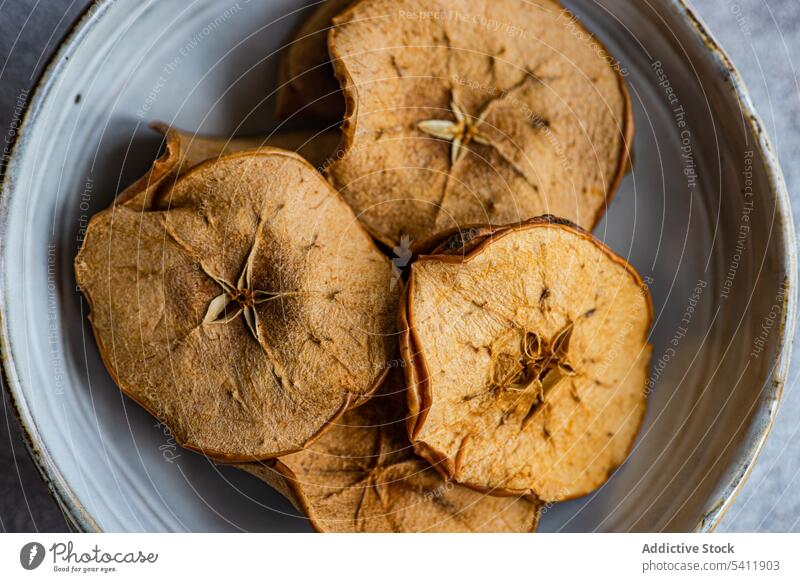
238 371 541 532
275 0 352 122
400 217 652 501
75 132 399 461
327 0 633 247
149 122 340 170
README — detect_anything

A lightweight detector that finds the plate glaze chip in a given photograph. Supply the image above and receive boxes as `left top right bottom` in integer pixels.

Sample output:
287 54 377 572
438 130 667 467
75 129 399 461
326 0 633 247
400 217 653 501
238 371 541 532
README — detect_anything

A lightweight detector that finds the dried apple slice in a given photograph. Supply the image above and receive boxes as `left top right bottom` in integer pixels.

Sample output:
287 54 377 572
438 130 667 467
148 122 340 170
327 0 633 247
400 217 652 501
75 134 399 461
238 371 541 532
275 0 352 122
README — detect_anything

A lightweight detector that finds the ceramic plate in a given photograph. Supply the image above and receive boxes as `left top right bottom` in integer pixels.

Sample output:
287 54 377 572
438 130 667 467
1 0 795 531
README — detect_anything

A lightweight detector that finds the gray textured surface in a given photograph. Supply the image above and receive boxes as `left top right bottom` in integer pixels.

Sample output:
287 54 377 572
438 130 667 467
0 0 798 532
